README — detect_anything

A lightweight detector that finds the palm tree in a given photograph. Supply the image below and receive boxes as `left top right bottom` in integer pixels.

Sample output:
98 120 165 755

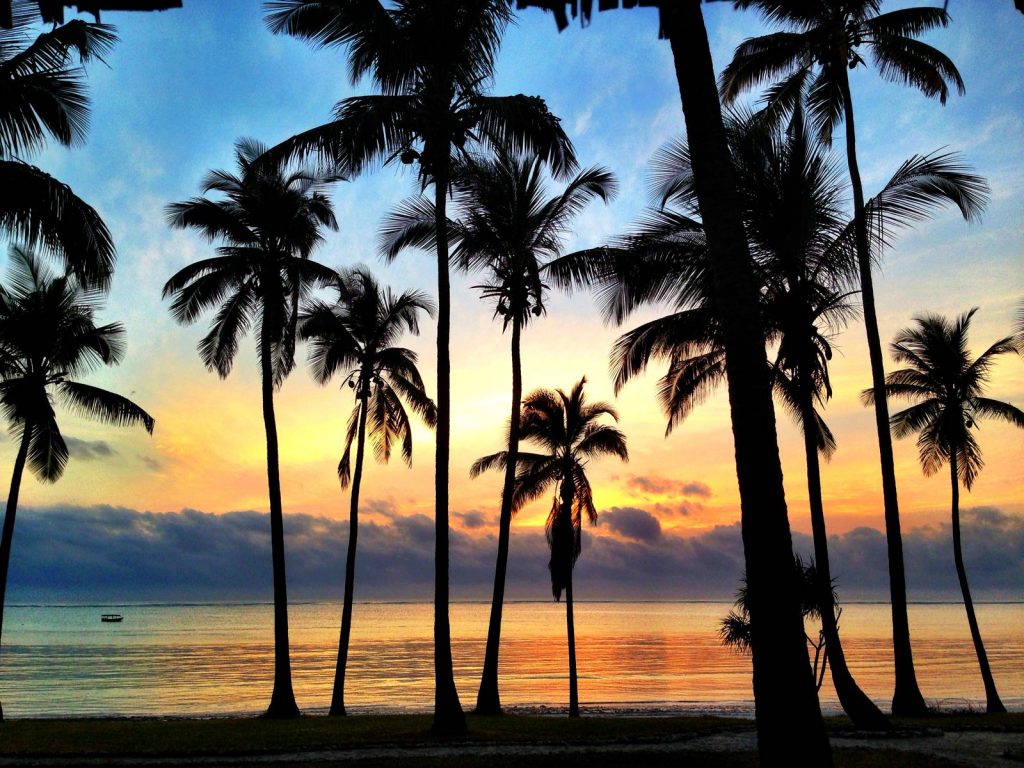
381 150 616 715
473 377 627 718
720 1 989 715
0 246 153 721
299 267 436 717
557 106 986 725
0 5 117 288
516 2 831 756
162 138 338 719
264 0 576 733
872 309 1023 714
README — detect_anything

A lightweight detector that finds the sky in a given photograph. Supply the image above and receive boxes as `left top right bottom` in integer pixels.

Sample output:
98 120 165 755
2 1 1022 602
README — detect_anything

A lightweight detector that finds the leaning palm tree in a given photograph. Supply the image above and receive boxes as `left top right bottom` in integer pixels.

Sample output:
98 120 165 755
473 377 627 718
382 150 616 714
872 309 1023 714
264 0 576 733
163 138 338 719
0 246 153 722
299 267 436 717
721 1 989 715
0 3 117 288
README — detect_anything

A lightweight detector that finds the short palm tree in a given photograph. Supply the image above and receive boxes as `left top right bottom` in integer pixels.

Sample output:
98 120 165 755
264 0 576 733
0 246 153 722
721 0 987 715
382 150 616 715
872 309 1023 714
163 138 338 719
299 267 436 717
0 5 117 288
473 377 627 718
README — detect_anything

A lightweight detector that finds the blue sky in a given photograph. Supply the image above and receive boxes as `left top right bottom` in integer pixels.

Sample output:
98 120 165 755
2 1 1022 600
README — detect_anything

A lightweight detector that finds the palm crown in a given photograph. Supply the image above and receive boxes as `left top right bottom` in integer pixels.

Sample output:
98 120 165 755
0 3 118 288
163 138 339 383
721 1 964 140
300 267 437 486
569 108 983 438
474 377 628 598
264 0 576 182
0 246 153 482
875 308 1024 489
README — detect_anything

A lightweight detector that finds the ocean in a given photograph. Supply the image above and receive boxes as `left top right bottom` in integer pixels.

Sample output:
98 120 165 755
0 601 1020 718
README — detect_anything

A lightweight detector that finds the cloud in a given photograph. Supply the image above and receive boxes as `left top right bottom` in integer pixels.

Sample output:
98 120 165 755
625 474 712 498
681 482 712 498
601 507 662 542
64 437 115 462
140 455 163 471
4 504 1021 603
455 510 489 530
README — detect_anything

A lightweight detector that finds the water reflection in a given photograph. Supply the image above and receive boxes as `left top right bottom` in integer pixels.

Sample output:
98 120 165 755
0 601 1020 717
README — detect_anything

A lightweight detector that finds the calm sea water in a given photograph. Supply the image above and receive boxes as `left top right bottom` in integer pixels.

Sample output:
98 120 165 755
0 601 1020 718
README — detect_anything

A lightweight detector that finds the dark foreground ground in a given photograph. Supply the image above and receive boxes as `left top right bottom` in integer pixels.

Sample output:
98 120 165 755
0 712 1021 767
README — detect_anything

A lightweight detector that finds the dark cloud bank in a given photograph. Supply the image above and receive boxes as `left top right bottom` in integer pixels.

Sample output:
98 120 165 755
5 503 1022 603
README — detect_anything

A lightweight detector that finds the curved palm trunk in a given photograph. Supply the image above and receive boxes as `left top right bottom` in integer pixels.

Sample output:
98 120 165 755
329 395 369 716
261 323 299 719
565 568 579 719
798 380 889 730
0 422 32 723
949 455 1006 713
661 4 830 763
431 165 467 736
475 317 523 715
837 67 927 717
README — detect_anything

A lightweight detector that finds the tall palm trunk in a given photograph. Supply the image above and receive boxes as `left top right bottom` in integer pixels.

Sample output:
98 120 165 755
949 454 1006 714
431 163 466 736
0 421 32 723
476 316 523 715
836 66 927 717
565 568 579 719
797 373 889 729
261 319 299 719
329 392 369 716
660 4 831 763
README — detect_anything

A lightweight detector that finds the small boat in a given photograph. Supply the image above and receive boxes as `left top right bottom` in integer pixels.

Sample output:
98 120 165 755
101 613 124 623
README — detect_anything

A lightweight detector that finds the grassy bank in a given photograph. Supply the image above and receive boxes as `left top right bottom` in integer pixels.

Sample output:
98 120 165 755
1 712 1019 766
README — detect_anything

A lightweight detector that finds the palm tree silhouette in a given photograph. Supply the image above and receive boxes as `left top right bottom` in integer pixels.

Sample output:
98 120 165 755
721 1 987 715
516 2 830 755
382 150 616 714
0 246 153 722
264 0 576 733
299 267 436 717
0 7 117 288
871 309 1023 714
162 138 338 719
559 107 985 725
474 376 626 718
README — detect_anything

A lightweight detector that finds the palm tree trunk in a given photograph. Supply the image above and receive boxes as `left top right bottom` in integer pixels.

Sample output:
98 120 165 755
261 321 299 719
660 4 830 763
0 421 32 723
329 396 369 716
949 455 1006 713
431 164 467 736
475 317 523 715
836 65 927 718
798 383 889 730
565 568 579 719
